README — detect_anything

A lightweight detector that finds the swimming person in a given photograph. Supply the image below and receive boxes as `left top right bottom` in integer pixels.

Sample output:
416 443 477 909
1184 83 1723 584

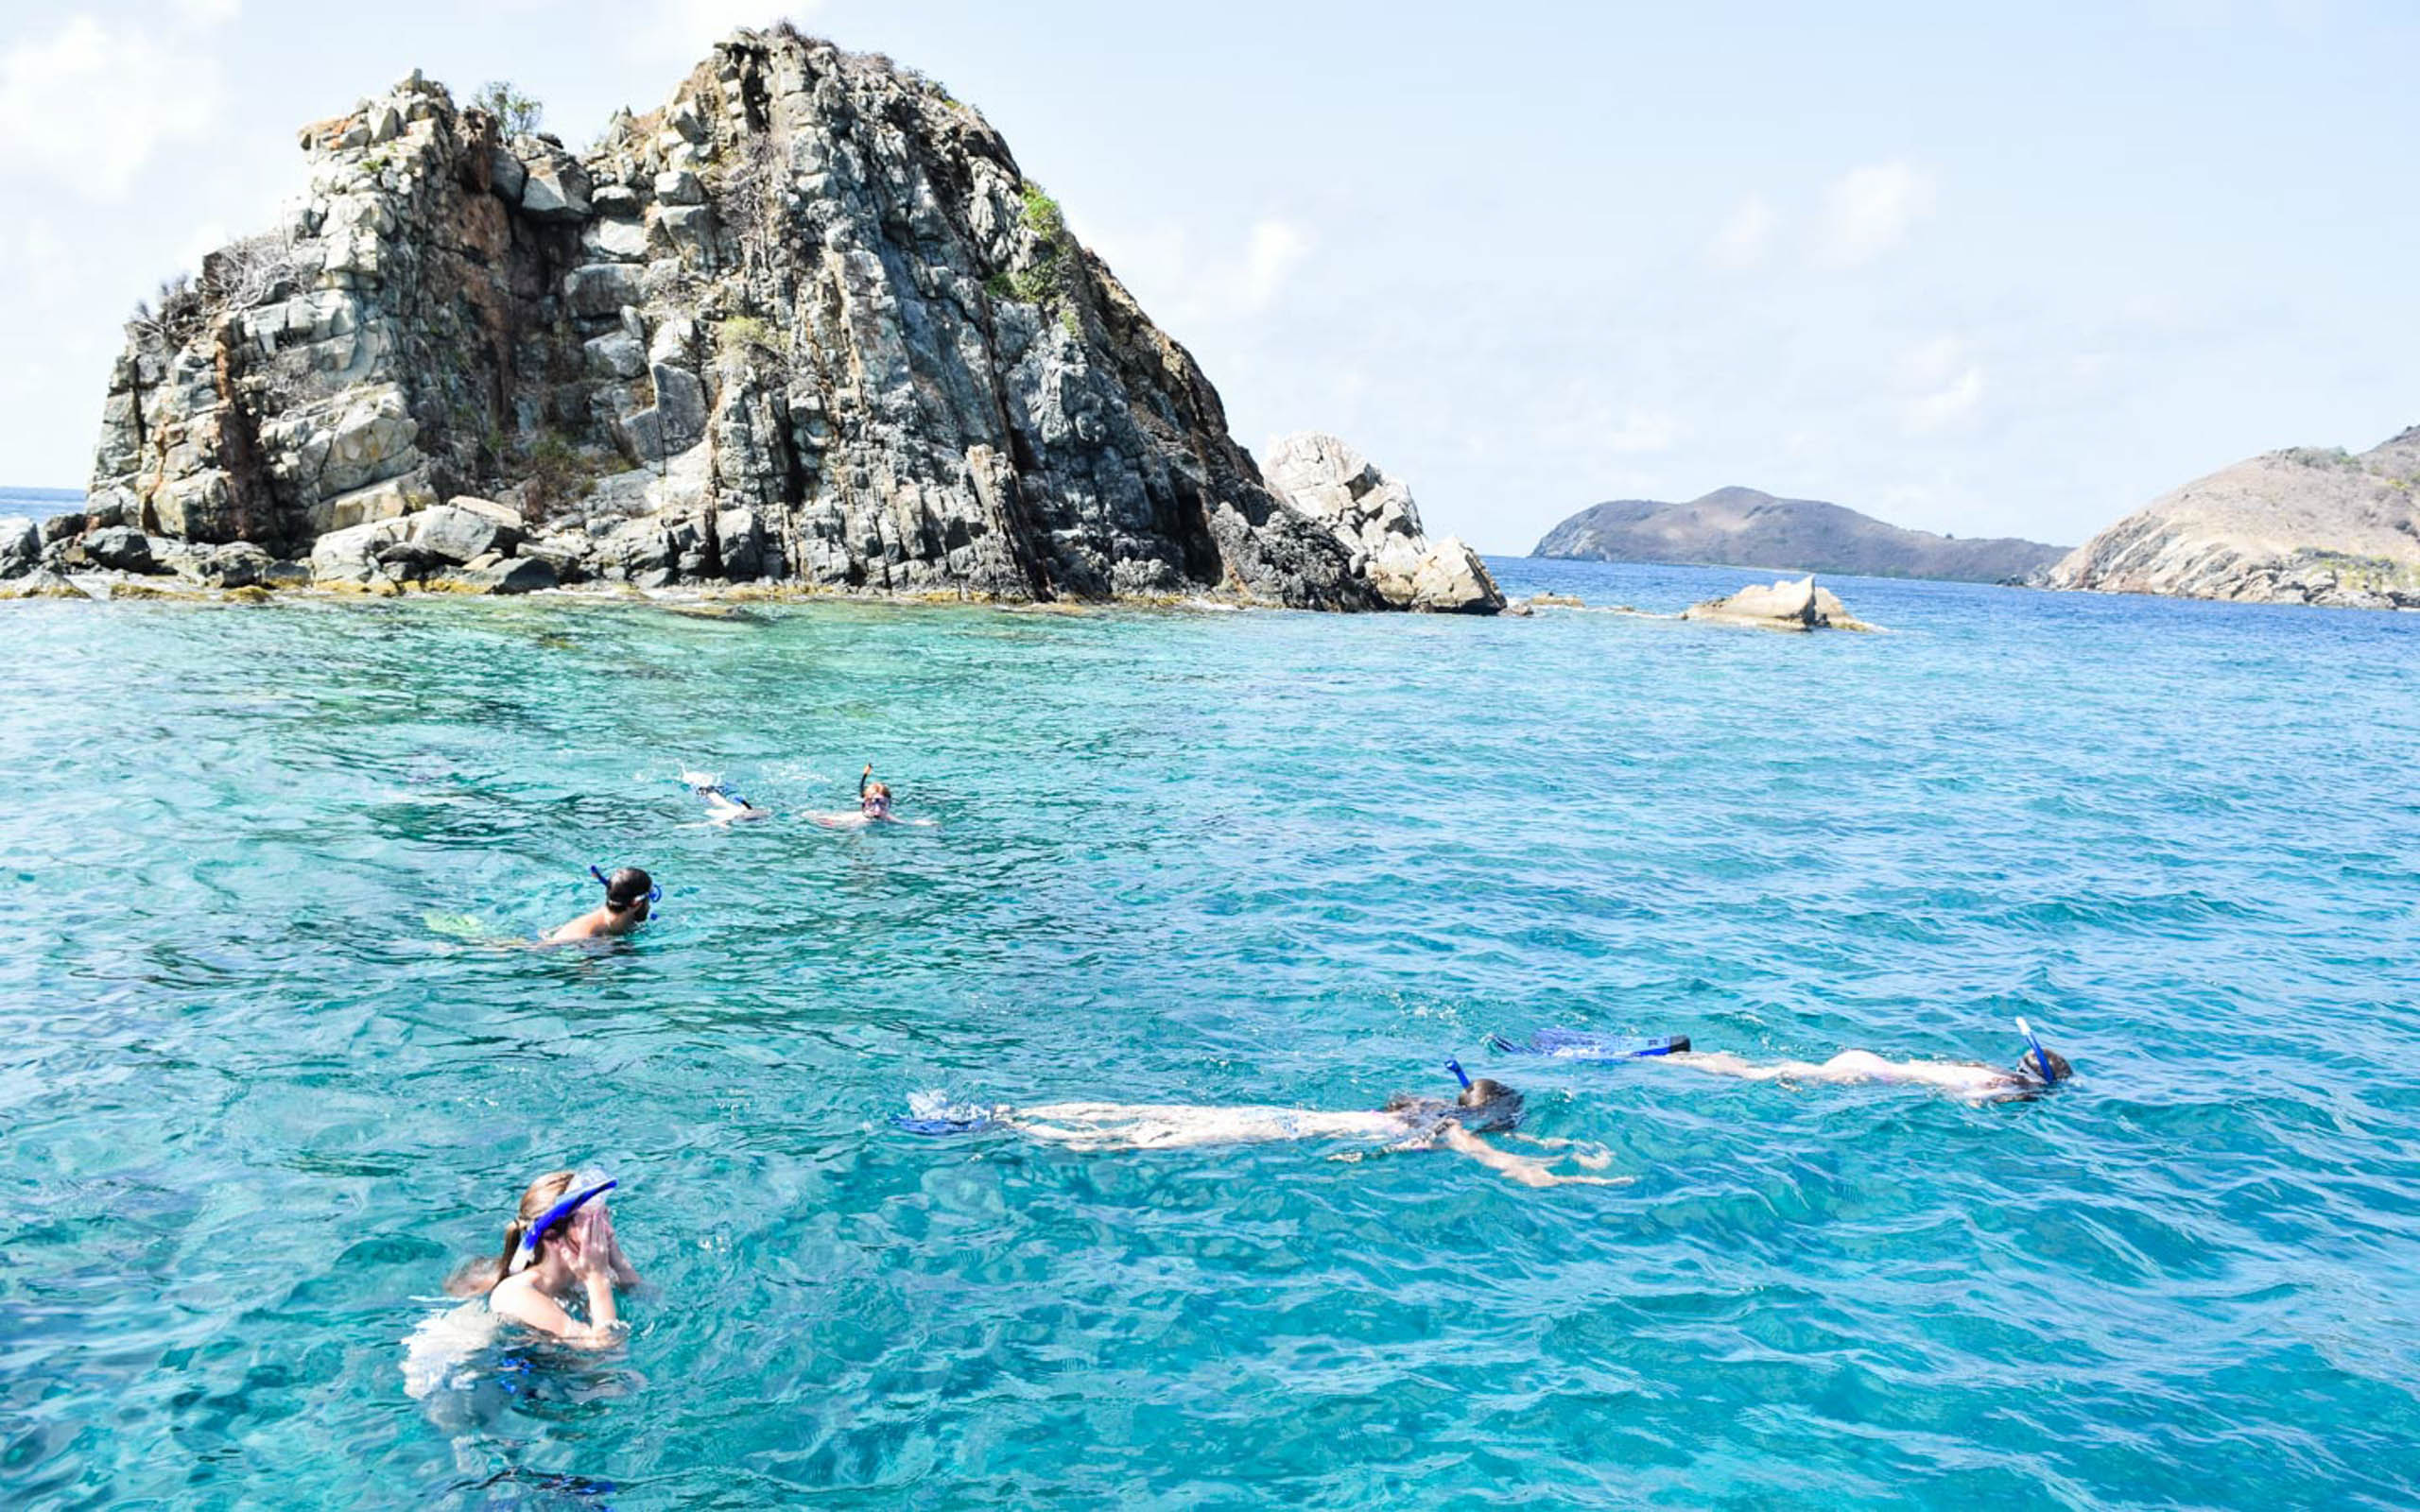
542 866 657 943
403 1168 641 1400
1651 1020 2073 1103
899 1064 1620 1189
806 764 932 829
443 1169 639 1343
683 770 770 825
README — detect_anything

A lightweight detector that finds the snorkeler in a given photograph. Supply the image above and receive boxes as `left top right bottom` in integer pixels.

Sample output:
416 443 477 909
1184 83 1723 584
542 866 657 943
413 1169 638 1369
805 764 930 829
1568 1018 2073 1103
899 1062 1617 1189
682 770 770 825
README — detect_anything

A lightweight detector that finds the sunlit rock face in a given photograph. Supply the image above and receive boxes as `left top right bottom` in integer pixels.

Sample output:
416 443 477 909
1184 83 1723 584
77 33 1376 607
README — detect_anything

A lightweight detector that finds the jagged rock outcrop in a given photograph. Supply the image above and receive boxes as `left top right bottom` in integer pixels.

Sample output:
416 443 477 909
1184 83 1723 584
1259 433 1503 613
1682 575 1875 631
1535 487 2064 584
69 32 1377 608
2043 426 2420 610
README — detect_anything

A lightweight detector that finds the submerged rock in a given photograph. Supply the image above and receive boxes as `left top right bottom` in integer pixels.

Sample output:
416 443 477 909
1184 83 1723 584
81 35 1380 610
1260 432 1504 613
1683 576 1876 631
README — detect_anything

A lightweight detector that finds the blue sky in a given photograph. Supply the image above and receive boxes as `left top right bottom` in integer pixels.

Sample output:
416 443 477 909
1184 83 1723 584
2 0 2412 551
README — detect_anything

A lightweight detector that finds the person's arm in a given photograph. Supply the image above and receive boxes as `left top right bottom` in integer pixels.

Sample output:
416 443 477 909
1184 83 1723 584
1439 1124 1621 1188
489 1273 625 1348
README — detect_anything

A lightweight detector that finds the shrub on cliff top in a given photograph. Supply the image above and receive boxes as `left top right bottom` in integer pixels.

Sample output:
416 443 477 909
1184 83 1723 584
472 80 544 138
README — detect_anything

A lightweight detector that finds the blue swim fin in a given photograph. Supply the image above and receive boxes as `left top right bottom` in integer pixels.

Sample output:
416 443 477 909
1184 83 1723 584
1493 1029 1691 1060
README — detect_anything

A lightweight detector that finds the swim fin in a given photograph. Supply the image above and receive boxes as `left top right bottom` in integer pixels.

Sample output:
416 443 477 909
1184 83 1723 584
1490 1029 1690 1059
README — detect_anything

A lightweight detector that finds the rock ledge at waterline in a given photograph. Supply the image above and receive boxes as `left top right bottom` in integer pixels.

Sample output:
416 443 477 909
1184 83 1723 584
52 31 1421 609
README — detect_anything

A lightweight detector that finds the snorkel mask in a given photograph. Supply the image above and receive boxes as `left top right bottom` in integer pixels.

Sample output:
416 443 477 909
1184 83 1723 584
508 1172 617 1274
2014 1017 2061 1086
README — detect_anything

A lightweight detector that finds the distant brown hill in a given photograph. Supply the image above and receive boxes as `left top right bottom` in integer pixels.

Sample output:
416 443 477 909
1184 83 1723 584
1532 487 2066 583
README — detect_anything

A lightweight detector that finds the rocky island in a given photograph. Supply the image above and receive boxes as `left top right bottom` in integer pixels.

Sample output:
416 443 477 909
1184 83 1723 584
2042 424 2420 610
18 30 1493 612
1534 487 2064 583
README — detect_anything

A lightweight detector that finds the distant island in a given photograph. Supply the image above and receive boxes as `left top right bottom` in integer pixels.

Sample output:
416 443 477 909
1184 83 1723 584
2042 424 2420 610
1531 487 2066 583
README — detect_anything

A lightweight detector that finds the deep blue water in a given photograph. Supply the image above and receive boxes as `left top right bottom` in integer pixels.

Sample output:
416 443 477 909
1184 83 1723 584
3 559 2416 1508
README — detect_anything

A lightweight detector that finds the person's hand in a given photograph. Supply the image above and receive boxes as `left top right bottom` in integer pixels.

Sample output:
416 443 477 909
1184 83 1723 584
563 1210 611 1280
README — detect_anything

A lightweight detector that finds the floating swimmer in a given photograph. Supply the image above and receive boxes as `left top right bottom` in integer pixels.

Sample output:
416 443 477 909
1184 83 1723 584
1607 1018 2072 1103
542 866 658 943
898 1061 1620 1189
682 769 770 825
805 763 933 829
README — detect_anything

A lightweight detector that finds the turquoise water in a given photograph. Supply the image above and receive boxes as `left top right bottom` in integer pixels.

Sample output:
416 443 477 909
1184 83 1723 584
5 561 2418 1508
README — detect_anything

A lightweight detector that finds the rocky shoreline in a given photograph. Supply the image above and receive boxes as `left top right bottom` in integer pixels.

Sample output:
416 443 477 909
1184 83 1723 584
41 30 1496 615
2041 424 2420 611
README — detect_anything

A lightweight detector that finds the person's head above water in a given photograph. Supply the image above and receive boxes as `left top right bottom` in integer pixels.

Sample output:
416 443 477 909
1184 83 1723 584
445 1168 611 1296
1385 1070 1527 1133
2012 1017 2071 1089
861 782 892 817
2014 1046 2073 1086
1455 1076 1526 1130
598 866 655 919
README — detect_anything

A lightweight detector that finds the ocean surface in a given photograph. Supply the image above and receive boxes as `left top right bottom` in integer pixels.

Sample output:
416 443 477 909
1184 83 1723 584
4 559 2416 1509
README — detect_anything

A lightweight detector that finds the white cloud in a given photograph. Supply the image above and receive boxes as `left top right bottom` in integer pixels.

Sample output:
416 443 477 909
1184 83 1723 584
1901 335 1984 432
1241 218 1309 311
171 0 242 23
1606 408 1682 454
1817 162 1934 267
1708 195 1774 269
0 16 224 203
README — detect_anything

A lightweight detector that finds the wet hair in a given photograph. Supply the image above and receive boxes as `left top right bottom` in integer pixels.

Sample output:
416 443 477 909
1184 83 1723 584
602 867 653 912
2016 1047 2073 1085
1382 1078 1527 1134
1456 1077 1525 1131
444 1169 577 1297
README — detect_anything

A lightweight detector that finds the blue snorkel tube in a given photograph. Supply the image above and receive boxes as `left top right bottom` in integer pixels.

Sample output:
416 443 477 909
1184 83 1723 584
510 1177 618 1274
2015 1017 2058 1085
1446 1057 1473 1091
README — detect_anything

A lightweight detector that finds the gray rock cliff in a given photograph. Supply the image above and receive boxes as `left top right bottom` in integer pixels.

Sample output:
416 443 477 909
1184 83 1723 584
1534 487 2063 584
2042 426 2420 610
1259 433 1503 614
71 32 1376 607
